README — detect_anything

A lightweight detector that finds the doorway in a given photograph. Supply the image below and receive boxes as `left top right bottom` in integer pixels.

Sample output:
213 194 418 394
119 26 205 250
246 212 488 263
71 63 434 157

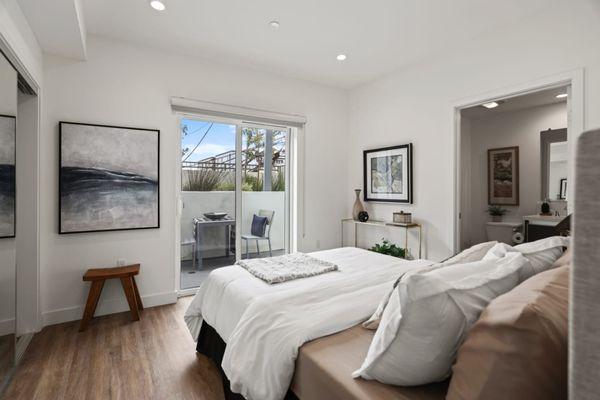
178 117 292 290
452 70 584 253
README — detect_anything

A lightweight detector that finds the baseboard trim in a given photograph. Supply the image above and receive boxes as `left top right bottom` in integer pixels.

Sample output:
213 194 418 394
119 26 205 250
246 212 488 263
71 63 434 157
0 318 15 336
15 333 33 364
41 291 178 327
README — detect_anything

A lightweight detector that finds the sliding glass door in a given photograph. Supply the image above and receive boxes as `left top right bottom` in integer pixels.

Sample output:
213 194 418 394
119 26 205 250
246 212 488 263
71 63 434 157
240 124 290 260
179 118 291 290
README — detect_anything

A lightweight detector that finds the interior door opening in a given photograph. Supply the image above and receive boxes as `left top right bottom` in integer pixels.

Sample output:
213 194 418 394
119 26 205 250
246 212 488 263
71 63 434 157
456 84 571 252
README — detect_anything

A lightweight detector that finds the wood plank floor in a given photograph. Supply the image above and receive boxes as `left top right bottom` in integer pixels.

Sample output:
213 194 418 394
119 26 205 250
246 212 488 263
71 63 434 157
2 297 224 400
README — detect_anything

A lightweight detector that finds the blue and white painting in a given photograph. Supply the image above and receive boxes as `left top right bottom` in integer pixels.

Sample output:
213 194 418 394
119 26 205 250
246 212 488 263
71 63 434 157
59 122 159 233
0 115 15 238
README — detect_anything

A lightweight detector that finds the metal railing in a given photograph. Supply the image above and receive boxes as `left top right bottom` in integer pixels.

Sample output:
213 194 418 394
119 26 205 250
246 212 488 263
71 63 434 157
182 149 286 172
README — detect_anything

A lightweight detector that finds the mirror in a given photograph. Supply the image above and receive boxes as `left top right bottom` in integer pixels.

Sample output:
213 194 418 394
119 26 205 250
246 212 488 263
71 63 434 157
540 128 568 201
0 50 18 391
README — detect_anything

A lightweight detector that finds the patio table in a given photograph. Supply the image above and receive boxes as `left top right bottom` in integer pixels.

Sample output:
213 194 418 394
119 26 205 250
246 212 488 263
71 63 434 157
192 216 235 270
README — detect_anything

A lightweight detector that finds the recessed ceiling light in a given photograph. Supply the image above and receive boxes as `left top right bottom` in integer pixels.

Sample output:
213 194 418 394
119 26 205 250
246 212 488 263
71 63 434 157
269 21 280 29
336 54 347 61
556 93 568 99
150 0 166 11
482 101 499 109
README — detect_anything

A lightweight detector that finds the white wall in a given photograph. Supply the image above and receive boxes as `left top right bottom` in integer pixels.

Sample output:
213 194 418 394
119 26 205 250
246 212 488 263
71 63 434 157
347 0 600 261
459 117 472 250
16 91 39 336
40 35 348 326
0 0 43 89
180 191 285 259
464 103 567 247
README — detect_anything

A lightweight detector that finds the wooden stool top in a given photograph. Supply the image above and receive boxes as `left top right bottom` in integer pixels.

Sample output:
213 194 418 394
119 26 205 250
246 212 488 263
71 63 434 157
83 264 140 281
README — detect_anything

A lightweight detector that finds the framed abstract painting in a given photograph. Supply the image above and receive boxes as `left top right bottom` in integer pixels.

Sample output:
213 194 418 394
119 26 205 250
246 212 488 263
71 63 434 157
488 146 519 206
0 114 16 238
59 122 160 234
363 144 413 203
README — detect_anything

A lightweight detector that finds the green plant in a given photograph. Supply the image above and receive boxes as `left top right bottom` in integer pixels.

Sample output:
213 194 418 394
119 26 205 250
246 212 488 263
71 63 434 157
183 168 226 191
241 172 285 191
487 205 508 216
272 172 285 191
370 238 406 259
216 181 236 191
244 174 263 191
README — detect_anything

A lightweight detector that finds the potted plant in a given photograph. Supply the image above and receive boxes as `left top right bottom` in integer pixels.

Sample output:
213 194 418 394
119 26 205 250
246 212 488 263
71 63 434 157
487 205 508 222
370 238 406 259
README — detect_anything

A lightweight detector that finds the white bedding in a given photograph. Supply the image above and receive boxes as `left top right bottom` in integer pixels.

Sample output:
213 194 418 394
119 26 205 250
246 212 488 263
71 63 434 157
184 247 434 400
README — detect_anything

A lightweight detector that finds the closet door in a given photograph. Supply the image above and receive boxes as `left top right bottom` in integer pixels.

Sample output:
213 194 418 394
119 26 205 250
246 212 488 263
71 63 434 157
0 50 18 392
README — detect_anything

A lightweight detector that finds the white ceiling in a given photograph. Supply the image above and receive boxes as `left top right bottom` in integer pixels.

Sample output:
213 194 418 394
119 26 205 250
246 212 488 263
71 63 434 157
461 86 568 119
17 0 87 60
20 0 556 88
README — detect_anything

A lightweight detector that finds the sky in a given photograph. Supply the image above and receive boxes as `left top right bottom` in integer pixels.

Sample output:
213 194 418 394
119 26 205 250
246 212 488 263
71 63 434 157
181 119 235 162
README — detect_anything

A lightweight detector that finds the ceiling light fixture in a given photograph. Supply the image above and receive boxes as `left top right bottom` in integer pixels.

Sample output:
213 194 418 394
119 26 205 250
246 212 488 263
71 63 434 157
269 20 280 29
482 101 499 109
150 0 166 11
336 54 347 61
556 93 568 99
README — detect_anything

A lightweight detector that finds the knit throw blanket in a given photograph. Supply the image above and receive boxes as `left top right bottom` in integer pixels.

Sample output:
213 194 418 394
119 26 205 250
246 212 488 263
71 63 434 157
236 253 339 284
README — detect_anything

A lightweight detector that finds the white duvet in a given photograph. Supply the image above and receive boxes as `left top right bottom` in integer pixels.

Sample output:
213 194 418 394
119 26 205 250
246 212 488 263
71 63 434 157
184 247 434 400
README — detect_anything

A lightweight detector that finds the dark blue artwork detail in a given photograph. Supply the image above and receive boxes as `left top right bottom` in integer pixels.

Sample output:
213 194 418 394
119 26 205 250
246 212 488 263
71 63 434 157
0 164 15 237
0 114 15 238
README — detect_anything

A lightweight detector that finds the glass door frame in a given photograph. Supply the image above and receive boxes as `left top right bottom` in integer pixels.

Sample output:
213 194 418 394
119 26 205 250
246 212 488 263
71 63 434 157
239 122 292 258
175 113 296 293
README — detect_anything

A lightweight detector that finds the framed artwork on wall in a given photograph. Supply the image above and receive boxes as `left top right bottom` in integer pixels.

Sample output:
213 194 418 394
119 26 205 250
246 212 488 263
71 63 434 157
559 178 567 200
488 146 519 206
363 143 413 203
59 121 160 234
0 114 16 238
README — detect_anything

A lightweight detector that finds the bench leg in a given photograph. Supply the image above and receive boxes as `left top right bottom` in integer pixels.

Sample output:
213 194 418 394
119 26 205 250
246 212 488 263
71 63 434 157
120 277 140 321
132 276 144 310
80 280 105 332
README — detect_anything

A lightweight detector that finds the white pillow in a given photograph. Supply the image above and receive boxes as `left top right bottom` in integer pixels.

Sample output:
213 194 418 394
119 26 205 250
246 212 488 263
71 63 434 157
440 241 498 266
353 252 532 386
362 263 441 330
362 241 498 330
484 236 569 274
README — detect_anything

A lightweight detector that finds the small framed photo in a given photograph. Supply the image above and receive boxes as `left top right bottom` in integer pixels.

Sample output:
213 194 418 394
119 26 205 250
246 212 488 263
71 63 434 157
488 146 519 206
363 144 413 203
559 178 567 200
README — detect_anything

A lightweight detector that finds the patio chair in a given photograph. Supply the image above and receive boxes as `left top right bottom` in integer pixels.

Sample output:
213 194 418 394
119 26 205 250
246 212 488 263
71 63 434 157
241 209 274 259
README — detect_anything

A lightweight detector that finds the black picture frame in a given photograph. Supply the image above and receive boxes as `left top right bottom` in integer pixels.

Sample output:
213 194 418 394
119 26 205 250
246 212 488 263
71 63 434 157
363 143 413 204
59 121 160 234
0 114 16 239
559 178 567 200
487 146 519 206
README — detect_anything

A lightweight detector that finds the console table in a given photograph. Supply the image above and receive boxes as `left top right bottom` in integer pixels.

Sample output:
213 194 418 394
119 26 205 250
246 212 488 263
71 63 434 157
341 219 423 259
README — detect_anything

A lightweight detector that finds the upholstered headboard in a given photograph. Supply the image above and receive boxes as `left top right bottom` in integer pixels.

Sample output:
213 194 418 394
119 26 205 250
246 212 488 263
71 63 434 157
571 128 600 399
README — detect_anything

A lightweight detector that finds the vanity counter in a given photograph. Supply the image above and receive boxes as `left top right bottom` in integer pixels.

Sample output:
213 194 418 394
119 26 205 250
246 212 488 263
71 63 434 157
523 215 563 227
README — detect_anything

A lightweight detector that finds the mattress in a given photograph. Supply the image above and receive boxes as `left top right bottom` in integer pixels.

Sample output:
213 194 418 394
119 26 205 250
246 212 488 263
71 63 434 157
291 324 448 400
185 247 433 342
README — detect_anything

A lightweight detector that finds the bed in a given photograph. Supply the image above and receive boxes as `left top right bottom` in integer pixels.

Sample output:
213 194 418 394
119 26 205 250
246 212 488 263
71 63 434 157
185 240 570 400
185 247 436 400
291 324 448 400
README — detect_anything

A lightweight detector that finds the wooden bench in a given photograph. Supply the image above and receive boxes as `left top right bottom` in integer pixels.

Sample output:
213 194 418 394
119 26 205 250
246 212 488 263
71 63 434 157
80 264 143 332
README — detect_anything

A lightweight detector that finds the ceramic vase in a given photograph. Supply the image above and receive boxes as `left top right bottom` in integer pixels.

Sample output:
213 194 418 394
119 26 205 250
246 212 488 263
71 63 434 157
492 215 502 222
352 189 365 221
